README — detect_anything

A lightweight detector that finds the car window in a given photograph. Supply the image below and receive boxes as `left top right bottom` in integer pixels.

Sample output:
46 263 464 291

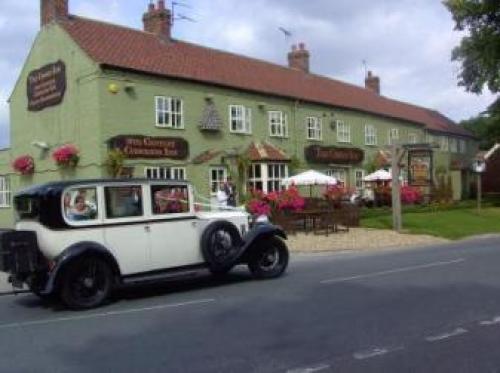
105 186 143 219
63 188 98 222
151 185 190 215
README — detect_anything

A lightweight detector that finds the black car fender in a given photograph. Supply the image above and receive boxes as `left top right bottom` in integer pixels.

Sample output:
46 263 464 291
239 223 287 263
42 241 121 295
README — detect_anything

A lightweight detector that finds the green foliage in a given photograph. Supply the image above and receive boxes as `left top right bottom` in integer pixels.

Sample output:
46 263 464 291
106 149 125 178
445 0 500 147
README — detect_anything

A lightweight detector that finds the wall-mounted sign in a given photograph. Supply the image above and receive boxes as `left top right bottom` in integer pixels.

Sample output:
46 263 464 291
305 145 364 165
27 60 66 111
408 149 433 186
108 135 189 160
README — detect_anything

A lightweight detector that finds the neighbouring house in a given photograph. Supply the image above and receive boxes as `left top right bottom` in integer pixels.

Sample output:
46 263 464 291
0 0 478 226
476 144 500 195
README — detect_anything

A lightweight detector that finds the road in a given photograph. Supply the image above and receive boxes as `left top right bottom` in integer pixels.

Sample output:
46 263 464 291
0 236 500 372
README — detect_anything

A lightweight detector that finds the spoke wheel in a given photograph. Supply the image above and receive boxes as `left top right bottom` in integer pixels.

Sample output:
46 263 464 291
201 221 244 273
248 237 289 279
60 257 112 310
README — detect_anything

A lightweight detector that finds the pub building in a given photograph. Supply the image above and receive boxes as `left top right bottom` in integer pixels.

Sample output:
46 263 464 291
0 0 478 226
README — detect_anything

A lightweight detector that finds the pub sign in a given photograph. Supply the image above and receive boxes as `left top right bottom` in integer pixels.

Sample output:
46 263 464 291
408 149 433 186
108 135 189 160
27 60 66 111
305 145 364 165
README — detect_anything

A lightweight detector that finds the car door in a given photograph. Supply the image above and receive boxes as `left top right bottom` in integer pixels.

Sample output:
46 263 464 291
102 184 151 275
148 183 201 270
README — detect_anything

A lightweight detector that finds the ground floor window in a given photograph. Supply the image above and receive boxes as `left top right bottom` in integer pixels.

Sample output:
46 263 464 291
209 167 227 195
326 168 347 186
248 163 288 193
354 169 365 190
0 176 11 208
145 166 186 181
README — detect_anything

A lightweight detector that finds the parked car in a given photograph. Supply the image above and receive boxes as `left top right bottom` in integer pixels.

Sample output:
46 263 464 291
0 179 289 309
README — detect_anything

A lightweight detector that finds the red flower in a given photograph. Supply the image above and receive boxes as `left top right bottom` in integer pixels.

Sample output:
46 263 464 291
12 155 35 175
52 144 80 167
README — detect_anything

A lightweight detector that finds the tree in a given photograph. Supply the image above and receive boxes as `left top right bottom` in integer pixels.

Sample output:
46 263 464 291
445 0 500 148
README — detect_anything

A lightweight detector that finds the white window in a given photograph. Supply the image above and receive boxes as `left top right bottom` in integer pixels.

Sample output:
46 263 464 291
440 136 449 152
267 163 288 192
0 176 11 208
229 105 252 134
355 169 365 190
450 138 458 153
155 96 184 129
209 167 227 195
388 128 399 145
326 169 347 186
145 166 186 180
336 120 351 143
306 117 322 141
268 111 288 137
459 139 467 154
408 133 418 144
248 163 288 193
426 132 436 145
365 124 377 145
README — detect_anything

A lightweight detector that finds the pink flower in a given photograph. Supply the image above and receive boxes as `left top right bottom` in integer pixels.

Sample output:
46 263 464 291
52 144 80 167
12 155 35 175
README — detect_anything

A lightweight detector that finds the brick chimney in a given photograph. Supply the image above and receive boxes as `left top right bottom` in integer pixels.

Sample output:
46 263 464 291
40 0 69 27
288 43 310 73
143 0 172 40
365 71 380 94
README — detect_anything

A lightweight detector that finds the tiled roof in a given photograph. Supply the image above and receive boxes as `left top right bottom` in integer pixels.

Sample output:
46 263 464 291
246 142 290 162
60 16 474 138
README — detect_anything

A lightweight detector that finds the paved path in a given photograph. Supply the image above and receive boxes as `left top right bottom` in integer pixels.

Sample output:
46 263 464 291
0 272 12 294
0 236 500 372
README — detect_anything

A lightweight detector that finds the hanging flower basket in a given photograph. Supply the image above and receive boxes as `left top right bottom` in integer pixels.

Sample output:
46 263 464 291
12 155 35 175
52 144 80 168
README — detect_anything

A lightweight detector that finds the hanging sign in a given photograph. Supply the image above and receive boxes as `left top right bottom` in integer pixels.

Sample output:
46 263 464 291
408 149 432 186
108 135 189 160
27 60 66 111
305 145 364 165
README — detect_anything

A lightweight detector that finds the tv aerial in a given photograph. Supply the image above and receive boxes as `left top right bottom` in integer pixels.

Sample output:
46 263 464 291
172 1 196 25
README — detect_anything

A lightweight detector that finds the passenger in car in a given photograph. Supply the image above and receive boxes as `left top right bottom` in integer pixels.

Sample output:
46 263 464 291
68 196 93 221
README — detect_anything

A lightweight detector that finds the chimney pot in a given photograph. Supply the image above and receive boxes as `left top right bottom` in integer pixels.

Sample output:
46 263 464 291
288 42 310 73
40 0 69 27
143 1 172 40
365 71 381 94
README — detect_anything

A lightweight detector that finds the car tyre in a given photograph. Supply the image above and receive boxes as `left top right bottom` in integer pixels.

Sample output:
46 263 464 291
60 256 112 310
201 221 244 273
248 236 289 279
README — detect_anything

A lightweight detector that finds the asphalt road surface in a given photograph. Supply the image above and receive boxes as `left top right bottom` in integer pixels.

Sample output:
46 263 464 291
1 236 500 373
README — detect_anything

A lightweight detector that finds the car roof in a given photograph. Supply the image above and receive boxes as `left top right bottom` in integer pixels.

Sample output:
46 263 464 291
15 178 190 198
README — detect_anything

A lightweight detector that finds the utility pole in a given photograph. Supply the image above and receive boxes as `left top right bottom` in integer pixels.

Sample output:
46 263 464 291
477 172 482 213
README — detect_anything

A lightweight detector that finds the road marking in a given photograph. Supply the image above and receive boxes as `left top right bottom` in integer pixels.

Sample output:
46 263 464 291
0 298 215 330
479 316 500 326
320 258 466 284
425 327 468 342
353 346 404 360
287 363 331 373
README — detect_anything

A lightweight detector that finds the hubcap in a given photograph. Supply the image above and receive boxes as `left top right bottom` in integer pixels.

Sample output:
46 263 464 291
259 247 279 270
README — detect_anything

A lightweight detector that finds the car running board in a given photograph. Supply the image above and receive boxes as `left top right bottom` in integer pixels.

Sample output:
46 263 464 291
122 265 208 285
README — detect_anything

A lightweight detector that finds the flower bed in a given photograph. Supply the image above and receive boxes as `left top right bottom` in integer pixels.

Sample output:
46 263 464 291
246 186 305 216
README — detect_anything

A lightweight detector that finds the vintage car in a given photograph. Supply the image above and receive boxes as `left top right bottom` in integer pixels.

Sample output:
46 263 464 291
0 179 288 309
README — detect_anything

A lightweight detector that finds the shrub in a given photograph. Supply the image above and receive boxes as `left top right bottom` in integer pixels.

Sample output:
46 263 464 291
246 186 305 216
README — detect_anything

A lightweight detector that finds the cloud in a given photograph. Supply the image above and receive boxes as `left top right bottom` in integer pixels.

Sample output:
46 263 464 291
0 0 495 147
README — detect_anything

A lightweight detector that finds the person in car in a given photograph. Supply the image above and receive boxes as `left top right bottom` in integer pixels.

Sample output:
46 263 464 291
68 196 93 220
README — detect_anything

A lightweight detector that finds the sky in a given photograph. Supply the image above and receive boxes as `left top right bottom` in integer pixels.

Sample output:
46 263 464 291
0 0 496 148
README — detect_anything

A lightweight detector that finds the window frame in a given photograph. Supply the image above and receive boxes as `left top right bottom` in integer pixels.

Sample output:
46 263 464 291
61 186 101 227
150 184 192 217
336 120 351 143
145 166 186 181
326 168 347 186
408 133 418 144
268 111 288 138
155 96 184 129
388 128 399 145
450 138 458 153
0 176 11 208
247 163 288 193
229 105 252 134
364 124 377 146
209 167 228 196
440 136 449 152
354 169 365 190
306 116 322 141
103 185 145 221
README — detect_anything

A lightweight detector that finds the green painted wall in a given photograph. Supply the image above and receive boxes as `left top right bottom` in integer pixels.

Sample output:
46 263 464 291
0 23 479 227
